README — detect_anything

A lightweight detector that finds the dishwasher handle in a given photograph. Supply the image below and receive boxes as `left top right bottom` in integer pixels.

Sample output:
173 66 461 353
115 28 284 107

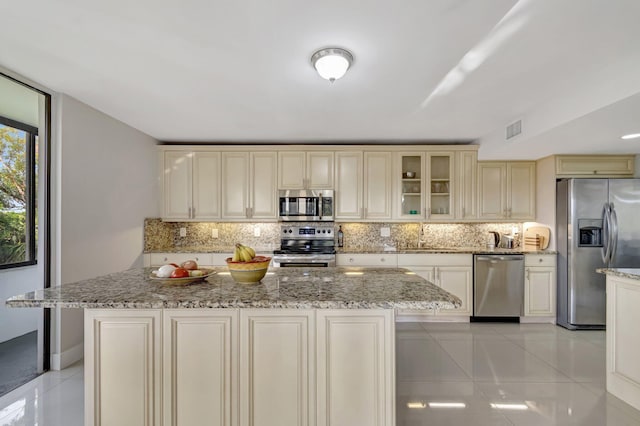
475 256 524 261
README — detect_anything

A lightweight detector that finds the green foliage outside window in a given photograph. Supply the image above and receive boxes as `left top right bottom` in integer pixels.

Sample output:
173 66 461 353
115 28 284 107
0 122 36 267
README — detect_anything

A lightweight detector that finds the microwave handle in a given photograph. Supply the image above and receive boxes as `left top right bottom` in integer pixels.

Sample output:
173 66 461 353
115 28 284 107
318 193 323 220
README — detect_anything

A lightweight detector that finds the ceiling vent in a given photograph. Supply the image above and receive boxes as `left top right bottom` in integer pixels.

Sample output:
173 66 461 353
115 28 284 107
506 120 522 140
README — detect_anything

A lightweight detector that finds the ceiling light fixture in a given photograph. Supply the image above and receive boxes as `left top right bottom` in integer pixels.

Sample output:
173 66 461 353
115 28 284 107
621 133 640 140
311 47 354 82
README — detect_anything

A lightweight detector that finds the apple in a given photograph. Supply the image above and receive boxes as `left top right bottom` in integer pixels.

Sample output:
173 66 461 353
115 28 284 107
181 260 198 270
170 267 190 278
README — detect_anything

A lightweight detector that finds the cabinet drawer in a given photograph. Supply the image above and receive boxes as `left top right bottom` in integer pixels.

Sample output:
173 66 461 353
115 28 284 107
336 253 398 267
149 253 214 267
524 254 556 267
398 253 472 267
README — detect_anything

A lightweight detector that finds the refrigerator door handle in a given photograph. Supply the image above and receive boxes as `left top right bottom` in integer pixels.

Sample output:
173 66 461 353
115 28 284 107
610 203 619 264
602 203 612 263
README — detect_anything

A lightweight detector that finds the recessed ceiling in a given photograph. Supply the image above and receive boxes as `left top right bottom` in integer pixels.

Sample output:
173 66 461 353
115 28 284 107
1 0 639 159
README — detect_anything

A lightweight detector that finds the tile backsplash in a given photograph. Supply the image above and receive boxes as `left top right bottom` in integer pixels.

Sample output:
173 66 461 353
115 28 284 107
144 219 523 252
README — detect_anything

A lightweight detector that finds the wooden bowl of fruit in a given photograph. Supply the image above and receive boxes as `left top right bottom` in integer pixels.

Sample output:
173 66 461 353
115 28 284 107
226 244 271 284
150 260 215 284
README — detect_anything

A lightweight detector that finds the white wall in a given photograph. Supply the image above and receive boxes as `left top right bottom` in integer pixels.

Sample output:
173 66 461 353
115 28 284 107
52 94 159 368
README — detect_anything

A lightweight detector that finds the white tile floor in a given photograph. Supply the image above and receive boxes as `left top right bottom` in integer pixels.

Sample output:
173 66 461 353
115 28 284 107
397 323 640 425
1 323 639 425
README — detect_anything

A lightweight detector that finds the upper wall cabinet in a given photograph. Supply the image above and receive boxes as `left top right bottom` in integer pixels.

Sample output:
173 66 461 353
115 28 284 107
554 155 635 177
163 151 221 221
396 152 454 220
278 152 334 189
221 152 277 220
335 151 392 220
477 161 535 220
456 151 477 220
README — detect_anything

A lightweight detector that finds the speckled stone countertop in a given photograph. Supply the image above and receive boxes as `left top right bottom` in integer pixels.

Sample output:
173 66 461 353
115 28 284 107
597 268 640 281
146 246 556 255
6 267 461 310
340 247 556 255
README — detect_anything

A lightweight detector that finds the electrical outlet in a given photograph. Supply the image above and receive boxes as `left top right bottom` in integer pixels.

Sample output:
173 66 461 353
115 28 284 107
254 226 261 237
211 229 219 238
179 227 187 237
380 227 391 237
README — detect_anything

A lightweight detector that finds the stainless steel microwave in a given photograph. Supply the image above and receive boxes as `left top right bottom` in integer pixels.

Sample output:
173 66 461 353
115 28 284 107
278 189 334 221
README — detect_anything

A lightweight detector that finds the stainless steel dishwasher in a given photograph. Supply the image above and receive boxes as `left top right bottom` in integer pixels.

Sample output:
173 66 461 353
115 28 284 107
473 254 524 318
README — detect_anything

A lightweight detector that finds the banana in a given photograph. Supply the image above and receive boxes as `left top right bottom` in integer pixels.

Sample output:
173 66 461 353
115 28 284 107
232 245 241 261
244 245 256 259
235 243 256 262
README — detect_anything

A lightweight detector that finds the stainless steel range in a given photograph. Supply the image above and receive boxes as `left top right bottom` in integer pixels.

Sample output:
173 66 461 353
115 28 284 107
272 225 336 267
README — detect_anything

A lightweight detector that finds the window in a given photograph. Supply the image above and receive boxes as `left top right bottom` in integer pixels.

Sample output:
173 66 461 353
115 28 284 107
0 115 37 269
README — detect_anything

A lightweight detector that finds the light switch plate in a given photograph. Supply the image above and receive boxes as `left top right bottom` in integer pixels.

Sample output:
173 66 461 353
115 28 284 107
212 229 219 238
254 226 261 237
179 227 187 237
380 227 391 237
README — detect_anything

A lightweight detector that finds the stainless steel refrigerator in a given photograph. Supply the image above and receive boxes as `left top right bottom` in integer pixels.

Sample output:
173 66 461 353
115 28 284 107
557 178 640 330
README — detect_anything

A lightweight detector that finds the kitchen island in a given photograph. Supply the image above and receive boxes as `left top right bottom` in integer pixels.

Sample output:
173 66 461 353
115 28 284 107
7 266 459 426
597 268 640 412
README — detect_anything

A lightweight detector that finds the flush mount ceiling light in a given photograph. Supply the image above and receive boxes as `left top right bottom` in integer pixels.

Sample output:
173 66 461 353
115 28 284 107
311 47 354 82
621 133 640 140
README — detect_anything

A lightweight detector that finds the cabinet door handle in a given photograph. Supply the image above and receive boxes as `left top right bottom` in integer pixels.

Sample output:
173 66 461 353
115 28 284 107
192 207 196 218
526 268 530 280
349 258 354 263
462 207 466 217
380 257 385 262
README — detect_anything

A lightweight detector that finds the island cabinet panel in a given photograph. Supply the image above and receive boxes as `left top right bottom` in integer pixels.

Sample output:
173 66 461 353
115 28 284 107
162 311 238 426
607 276 640 411
84 310 161 426
316 310 395 426
240 310 314 426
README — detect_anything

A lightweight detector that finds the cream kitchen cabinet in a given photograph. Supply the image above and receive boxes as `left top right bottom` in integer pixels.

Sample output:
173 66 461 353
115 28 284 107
221 152 278 220
397 254 473 319
477 161 535 220
555 155 635 177
336 253 398 267
335 151 393 220
144 253 215 267
84 309 162 426
456 150 477 220
396 152 455 220
86 308 395 426
163 310 238 426
278 151 334 189
162 151 221 221
524 254 556 320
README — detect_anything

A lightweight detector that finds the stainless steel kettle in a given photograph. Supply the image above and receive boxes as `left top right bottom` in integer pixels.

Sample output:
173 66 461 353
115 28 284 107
489 231 500 247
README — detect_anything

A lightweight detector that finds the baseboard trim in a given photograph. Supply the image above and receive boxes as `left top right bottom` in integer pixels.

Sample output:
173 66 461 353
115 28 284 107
519 316 556 324
50 342 83 370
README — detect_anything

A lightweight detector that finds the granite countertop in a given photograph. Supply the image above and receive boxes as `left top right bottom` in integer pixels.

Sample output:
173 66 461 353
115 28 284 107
597 268 640 281
338 247 556 255
146 246 556 255
6 267 461 310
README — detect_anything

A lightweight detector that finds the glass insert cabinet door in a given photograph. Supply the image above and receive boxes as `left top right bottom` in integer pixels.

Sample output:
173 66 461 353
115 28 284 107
399 154 424 218
428 153 454 218
398 152 455 219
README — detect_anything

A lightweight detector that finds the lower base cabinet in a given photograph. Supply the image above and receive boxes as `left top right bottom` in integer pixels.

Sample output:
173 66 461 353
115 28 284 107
523 254 556 321
85 309 395 426
396 254 473 320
